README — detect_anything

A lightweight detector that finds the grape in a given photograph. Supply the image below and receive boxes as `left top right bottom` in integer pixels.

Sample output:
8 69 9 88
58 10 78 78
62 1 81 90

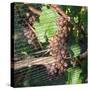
48 16 69 77
23 15 41 50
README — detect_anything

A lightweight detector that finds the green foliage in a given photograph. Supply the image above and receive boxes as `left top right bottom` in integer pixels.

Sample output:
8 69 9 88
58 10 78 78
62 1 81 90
34 6 59 43
79 7 88 31
68 30 80 57
70 44 80 57
67 67 82 84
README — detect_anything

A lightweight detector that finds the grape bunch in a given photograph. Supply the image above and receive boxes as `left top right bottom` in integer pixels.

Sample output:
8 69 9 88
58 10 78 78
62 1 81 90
23 15 42 50
47 16 69 77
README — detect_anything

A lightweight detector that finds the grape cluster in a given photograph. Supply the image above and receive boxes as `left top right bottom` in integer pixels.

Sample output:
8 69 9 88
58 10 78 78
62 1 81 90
23 15 41 50
47 16 69 77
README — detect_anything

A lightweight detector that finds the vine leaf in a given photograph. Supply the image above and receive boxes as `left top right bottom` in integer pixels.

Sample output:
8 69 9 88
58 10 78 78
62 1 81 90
68 29 81 57
70 44 80 57
67 67 82 84
34 6 59 43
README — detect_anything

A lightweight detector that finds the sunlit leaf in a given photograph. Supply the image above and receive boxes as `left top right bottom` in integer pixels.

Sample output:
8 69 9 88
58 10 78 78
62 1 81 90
70 44 80 57
67 67 82 84
34 6 59 43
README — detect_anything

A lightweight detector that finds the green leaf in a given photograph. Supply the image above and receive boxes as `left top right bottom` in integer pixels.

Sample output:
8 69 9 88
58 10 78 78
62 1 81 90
71 68 82 84
70 44 80 57
67 67 82 84
74 16 79 23
34 6 59 43
68 43 81 58
68 29 81 57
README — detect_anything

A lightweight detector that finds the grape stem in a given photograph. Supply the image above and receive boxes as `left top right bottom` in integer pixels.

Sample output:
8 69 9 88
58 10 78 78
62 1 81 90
28 6 42 16
49 4 70 21
79 51 87 59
